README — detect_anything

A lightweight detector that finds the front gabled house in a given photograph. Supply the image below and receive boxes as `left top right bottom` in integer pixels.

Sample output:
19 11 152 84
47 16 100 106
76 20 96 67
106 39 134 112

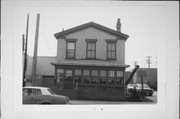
51 19 129 100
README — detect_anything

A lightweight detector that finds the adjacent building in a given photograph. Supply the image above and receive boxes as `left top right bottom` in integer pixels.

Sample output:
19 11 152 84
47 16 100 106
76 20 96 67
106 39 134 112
125 68 157 90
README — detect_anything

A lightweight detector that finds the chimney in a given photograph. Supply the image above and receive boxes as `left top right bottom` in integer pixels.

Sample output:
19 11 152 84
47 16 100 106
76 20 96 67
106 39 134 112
116 18 121 32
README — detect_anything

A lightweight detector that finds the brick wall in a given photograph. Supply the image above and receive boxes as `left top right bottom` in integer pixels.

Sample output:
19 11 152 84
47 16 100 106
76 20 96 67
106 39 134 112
77 87 125 101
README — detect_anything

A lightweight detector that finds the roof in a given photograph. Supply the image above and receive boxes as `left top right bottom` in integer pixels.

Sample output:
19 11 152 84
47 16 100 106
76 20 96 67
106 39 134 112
54 22 129 40
51 60 130 68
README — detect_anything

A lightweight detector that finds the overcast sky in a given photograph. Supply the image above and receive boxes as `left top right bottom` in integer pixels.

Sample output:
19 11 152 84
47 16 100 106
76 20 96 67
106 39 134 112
14 2 164 70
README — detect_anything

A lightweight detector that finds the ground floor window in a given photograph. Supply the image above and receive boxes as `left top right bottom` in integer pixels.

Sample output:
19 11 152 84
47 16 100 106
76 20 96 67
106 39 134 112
55 66 124 89
108 71 115 84
91 70 98 84
91 77 98 84
116 71 123 85
74 69 81 83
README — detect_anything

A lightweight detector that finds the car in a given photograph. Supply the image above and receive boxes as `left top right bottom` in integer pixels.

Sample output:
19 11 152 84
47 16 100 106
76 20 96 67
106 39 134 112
23 86 70 104
126 84 154 96
135 84 154 96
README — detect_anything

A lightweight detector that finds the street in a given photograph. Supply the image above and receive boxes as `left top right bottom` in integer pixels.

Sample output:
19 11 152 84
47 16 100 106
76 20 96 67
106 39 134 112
70 91 157 105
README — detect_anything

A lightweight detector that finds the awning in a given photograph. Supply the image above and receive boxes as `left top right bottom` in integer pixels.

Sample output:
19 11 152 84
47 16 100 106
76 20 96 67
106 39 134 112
51 60 130 68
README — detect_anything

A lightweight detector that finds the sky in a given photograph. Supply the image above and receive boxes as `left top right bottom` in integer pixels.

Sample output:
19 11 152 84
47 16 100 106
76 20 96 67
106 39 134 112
14 2 164 70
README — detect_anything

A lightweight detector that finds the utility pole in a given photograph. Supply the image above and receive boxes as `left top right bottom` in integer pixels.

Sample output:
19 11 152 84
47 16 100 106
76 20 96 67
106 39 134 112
32 14 40 86
146 56 152 69
23 14 29 87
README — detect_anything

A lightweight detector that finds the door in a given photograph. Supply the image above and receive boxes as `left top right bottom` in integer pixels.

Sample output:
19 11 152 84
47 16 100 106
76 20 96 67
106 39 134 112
64 70 73 89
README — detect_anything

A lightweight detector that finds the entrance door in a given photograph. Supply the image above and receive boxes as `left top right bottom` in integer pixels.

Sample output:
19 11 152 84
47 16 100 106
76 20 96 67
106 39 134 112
64 70 73 89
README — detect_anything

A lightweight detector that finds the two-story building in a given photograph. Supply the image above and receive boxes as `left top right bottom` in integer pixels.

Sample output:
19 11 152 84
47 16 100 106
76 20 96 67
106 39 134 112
51 19 129 100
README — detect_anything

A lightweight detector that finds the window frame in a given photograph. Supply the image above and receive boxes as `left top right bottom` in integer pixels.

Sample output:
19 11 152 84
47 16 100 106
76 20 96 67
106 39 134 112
91 70 99 85
106 40 117 60
85 39 97 59
66 40 76 59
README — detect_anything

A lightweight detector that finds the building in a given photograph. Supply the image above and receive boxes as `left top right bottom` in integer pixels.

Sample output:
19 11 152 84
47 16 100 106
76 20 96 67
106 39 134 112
125 68 157 90
50 19 130 100
24 56 56 86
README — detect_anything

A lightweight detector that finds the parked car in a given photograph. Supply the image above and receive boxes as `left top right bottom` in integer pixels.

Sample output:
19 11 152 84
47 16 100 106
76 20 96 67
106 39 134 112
127 83 154 96
23 86 70 104
136 84 154 96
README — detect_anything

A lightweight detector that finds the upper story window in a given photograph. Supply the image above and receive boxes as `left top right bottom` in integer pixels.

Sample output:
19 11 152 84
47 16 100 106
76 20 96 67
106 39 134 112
86 39 97 59
65 39 77 59
106 40 117 60
66 42 75 59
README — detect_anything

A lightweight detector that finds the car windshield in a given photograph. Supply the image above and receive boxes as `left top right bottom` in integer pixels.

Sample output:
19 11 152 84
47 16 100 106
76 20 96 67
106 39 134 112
47 89 56 95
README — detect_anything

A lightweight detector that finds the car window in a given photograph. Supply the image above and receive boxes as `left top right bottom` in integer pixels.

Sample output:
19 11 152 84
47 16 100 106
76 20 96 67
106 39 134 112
47 89 55 95
137 84 150 88
23 88 38 96
23 89 34 96
36 89 42 95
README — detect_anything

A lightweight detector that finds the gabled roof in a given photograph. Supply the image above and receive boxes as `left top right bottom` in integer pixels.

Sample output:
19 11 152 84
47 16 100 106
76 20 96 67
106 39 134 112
54 22 129 40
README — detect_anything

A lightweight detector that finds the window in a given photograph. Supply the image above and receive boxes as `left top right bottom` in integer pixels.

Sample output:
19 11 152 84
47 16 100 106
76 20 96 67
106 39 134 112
57 69 64 82
65 70 73 81
86 42 96 59
116 71 123 85
83 70 90 76
108 70 115 84
92 70 98 77
83 70 90 84
107 42 116 60
100 70 107 84
23 89 37 96
36 89 42 95
66 42 76 59
91 70 98 84
74 69 81 83
109 70 115 77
